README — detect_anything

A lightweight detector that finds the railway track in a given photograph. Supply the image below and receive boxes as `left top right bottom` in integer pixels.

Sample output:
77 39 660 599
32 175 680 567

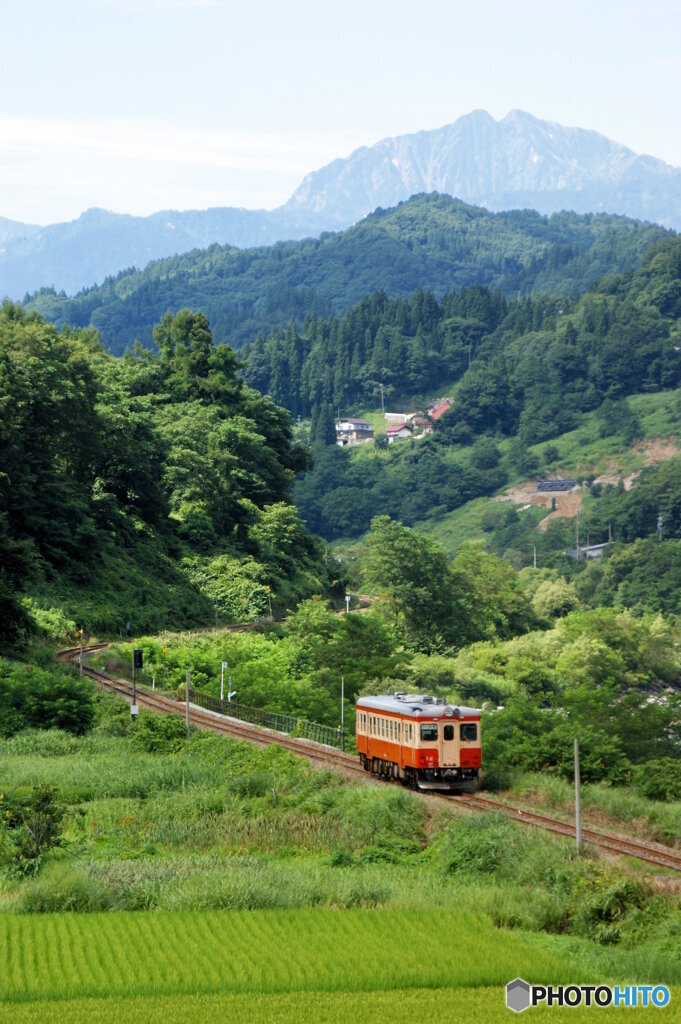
60 644 681 874
59 645 365 777
440 793 681 873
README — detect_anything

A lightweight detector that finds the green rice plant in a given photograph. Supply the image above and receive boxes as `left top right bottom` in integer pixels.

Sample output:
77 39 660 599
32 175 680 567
4 986 677 1024
0 907 613 1003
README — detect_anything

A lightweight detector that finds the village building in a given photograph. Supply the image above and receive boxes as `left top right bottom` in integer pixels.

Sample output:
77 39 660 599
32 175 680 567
428 399 452 422
385 422 413 443
384 410 417 423
336 417 374 446
564 541 614 561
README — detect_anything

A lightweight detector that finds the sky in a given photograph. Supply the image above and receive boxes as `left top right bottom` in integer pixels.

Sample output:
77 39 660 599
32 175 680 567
1 0 680 225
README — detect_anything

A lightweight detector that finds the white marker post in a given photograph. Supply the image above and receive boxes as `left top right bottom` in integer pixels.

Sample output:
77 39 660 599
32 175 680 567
221 661 228 713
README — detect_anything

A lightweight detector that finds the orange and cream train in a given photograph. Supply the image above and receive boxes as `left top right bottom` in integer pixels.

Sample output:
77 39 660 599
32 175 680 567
355 692 481 790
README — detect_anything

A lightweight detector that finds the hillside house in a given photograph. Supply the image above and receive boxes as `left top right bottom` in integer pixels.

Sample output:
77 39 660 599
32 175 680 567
565 542 613 561
428 399 452 422
336 417 374 446
384 410 416 423
538 479 577 492
385 423 413 443
412 416 433 435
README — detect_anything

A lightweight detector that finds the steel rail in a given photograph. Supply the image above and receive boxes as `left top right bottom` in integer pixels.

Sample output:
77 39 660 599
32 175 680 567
60 645 681 872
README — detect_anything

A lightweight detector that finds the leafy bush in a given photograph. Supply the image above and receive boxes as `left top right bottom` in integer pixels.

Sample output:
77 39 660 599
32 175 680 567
131 713 189 754
0 658 95 737
632 757 681 801
0 784 65 873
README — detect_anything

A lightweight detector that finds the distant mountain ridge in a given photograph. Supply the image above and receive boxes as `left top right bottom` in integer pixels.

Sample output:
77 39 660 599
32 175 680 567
3 109 681 299
285 110 681 230
27 194 669 355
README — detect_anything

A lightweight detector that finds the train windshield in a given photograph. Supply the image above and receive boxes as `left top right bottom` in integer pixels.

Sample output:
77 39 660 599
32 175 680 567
460 723 478 742
420 724 438 741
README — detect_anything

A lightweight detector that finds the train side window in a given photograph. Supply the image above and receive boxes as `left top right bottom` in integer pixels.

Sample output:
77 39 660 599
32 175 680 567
443 724 454 741
420 724 438 742
460 723 478 742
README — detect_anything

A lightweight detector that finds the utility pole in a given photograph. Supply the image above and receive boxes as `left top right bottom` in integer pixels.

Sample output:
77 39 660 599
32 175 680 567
345 593 351 614
657 512 664 542
78 629 84 676
266 585 273 620
530 545 537 569
575 511 580 555
162 647 167 691
340 675 345 753
185 647 191 738
608 522 612 544
574 738 582 853
379 382 385 416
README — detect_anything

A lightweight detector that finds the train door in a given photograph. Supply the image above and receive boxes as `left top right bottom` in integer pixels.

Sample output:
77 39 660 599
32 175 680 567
440 718 458 767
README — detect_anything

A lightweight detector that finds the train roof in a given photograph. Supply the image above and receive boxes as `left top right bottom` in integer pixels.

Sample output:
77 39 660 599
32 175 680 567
356 693 480 719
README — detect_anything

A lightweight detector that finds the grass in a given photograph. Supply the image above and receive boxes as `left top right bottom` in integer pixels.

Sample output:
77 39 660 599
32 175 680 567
3 987 678 1024
508 773 681 844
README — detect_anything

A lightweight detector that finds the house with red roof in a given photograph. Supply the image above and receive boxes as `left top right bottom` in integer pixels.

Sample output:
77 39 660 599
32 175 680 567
428 399 452 422
385 422 413 443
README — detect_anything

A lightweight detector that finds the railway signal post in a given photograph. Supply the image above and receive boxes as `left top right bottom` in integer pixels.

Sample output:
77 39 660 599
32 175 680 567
131 648 142 719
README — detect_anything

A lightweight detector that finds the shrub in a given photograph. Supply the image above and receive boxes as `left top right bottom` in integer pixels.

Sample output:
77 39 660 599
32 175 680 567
131 712 188 754
0 783 66 873
632 758 681 801
0 659 95 737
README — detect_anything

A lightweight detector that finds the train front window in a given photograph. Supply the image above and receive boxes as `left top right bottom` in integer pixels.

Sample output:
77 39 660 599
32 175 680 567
443 724 454 741
460 723 478 742
420 724 438 742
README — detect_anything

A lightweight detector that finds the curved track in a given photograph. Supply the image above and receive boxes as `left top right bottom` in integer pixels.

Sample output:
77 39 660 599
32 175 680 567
61 645 681 873
59 646 364 777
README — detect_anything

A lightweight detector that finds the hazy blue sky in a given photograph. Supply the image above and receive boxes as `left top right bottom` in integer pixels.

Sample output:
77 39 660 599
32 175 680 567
1 0 680 223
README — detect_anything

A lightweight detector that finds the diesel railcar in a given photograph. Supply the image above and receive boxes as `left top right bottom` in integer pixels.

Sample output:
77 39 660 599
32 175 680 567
355 692 481 791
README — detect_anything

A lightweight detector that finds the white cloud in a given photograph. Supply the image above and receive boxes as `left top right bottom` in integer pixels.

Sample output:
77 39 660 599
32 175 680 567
0 115 373 223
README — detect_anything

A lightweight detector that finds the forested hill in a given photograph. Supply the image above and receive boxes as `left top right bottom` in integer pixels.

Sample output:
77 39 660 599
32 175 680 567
0 304 331 643
27 195 668 356
243 235 681 418
294 235 681 540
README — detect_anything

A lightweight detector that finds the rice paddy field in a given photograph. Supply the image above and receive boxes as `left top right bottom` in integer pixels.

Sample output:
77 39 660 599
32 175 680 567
0 908 678 1022
1 987 679 1024
2 694 680 1022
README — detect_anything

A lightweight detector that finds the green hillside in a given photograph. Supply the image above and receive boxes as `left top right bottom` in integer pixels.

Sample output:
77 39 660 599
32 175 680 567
0 303 331 642
26 195 668 356
294 236 681 540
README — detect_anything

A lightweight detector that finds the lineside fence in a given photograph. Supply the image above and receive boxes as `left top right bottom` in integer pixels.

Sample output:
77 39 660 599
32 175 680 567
186 686 345 750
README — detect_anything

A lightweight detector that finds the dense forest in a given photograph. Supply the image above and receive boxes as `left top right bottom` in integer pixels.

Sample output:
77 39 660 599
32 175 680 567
26 195 668 355
0 304 332 643
294 236 681 539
